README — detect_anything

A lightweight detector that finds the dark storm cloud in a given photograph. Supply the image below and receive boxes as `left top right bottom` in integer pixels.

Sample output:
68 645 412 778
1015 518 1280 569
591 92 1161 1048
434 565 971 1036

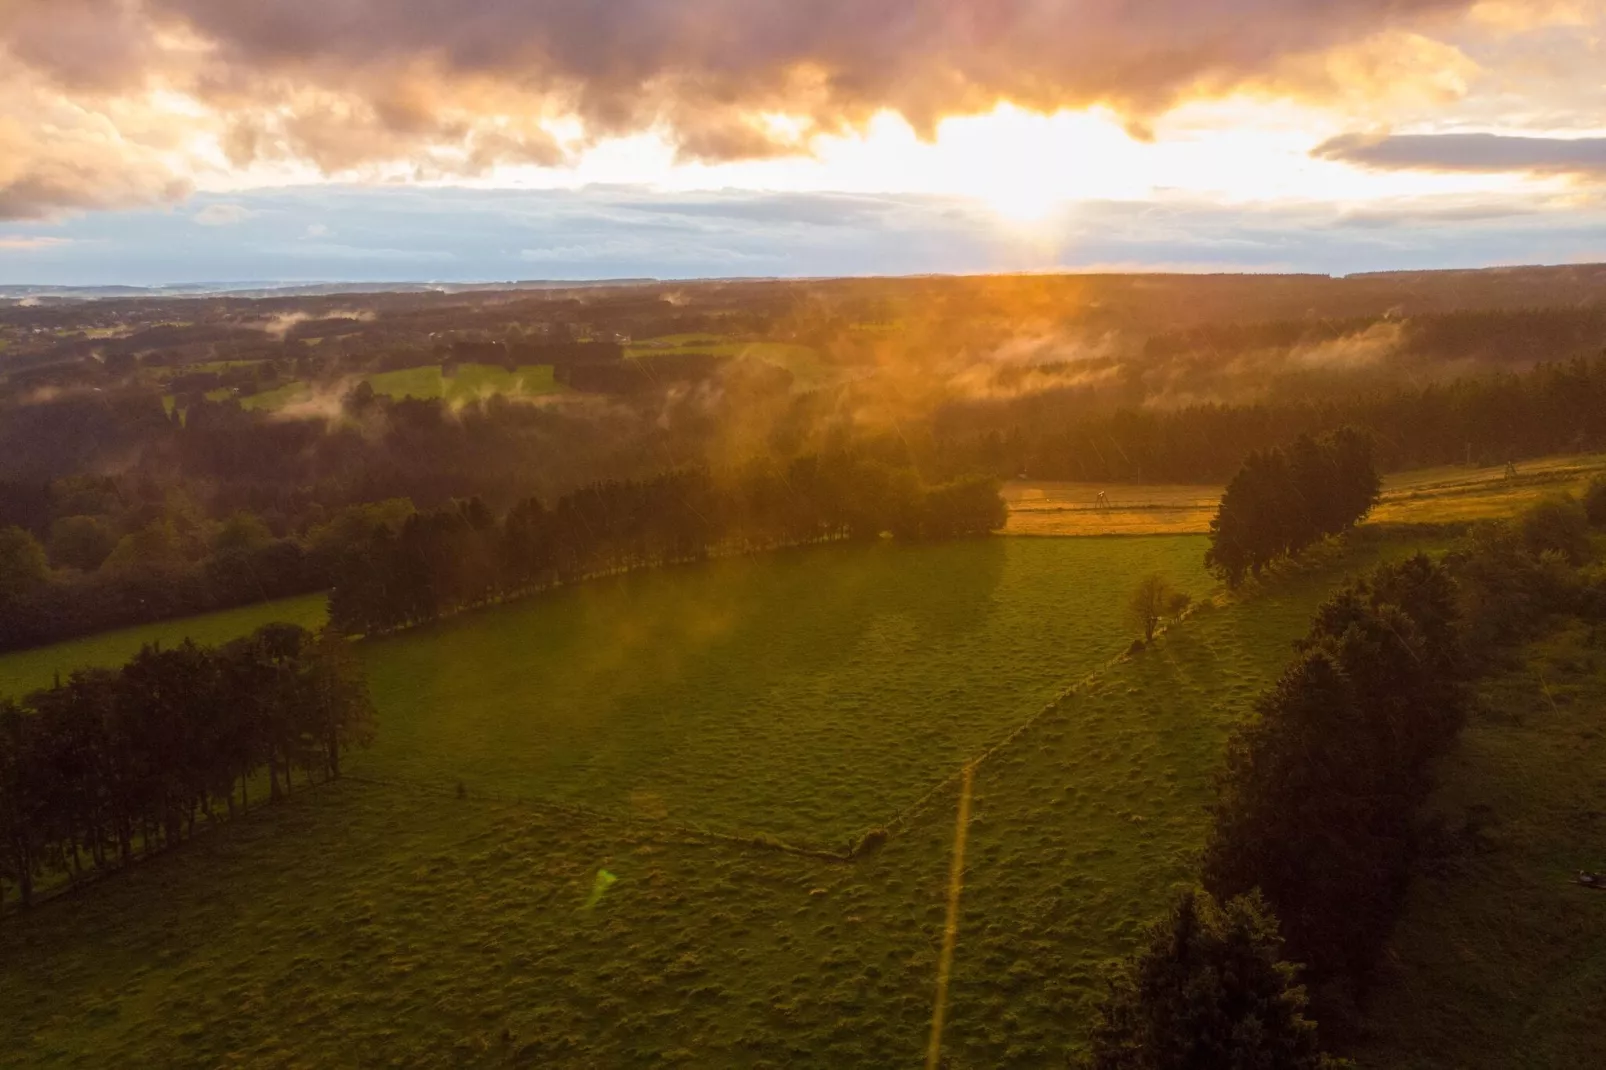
1316 132 1606 175
145 0 1480 124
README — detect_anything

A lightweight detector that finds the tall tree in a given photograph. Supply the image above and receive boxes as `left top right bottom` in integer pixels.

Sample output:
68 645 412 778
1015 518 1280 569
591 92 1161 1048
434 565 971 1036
305 628 376 780
1088 889 1346 1069
1127 573 1190 644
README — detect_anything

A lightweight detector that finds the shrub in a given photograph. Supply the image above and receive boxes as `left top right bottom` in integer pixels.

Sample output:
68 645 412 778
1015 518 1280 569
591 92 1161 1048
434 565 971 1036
0 526 49 602
850 827 888 857
1127 574 1181 643
1583 475 1606 529
1516 494 1592 564
46 515 118 572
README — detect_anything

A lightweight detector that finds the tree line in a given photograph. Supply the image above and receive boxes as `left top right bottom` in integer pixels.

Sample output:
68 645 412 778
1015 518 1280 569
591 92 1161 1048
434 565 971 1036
1205 428 1382 586
1089 482 1606 1065
0 454 1004 652
944 356 1606 484
0 624 375 913
0 496 413 654
330 456 1005 636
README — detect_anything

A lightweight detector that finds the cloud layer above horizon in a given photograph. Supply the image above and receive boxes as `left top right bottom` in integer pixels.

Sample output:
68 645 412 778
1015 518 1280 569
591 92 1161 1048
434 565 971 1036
1 0 1604 280
5 185 1606 288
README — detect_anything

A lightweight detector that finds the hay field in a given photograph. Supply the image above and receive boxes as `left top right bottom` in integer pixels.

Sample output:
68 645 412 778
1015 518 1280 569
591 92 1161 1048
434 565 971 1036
1368 453 1606 525
1004 452 1606 536
1003 481 1220 536
0 534 1442 1068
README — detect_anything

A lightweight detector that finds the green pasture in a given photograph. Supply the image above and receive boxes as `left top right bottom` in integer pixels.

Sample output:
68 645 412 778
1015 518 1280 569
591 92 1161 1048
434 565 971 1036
0 593 328 699
354 537 1211 846
0 531 1448 1066
233 363 559 412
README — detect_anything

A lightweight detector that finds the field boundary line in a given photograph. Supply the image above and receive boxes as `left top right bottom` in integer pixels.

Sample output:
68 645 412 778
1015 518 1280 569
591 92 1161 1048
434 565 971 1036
882 602 1209 838
882 523 1450 840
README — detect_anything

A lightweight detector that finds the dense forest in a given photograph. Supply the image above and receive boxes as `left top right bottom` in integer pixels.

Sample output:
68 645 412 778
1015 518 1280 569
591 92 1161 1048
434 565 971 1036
940 356 1606 483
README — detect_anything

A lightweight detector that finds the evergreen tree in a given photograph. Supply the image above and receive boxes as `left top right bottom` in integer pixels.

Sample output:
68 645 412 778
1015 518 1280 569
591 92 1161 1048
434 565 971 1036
1206 431 1380 587
1202 559 1464 1012
1089 889 1347 1070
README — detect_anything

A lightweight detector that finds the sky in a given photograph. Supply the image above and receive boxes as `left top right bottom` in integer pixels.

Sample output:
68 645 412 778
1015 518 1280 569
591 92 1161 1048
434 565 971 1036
1 0 1604 285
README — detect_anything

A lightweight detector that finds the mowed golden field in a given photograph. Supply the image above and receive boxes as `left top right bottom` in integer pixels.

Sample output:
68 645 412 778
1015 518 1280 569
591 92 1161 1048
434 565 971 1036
1003 452 1606 536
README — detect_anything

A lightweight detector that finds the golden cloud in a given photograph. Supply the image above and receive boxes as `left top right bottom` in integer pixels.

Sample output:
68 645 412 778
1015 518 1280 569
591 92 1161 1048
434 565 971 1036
0 0 1584 218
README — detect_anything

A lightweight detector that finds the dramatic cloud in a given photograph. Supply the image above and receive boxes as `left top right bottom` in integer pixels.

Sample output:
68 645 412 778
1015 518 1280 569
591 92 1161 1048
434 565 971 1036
0 0 1553 219
0 77 191 220
1316 131 1606 175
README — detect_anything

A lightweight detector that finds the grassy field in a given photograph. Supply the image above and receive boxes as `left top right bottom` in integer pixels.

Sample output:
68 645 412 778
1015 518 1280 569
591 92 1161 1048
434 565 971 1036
0 593 328 698
234 363 559 411
355 538 1211 846
1355 619 1606 1068
0 531 1440 1067
1004 452 1606 536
